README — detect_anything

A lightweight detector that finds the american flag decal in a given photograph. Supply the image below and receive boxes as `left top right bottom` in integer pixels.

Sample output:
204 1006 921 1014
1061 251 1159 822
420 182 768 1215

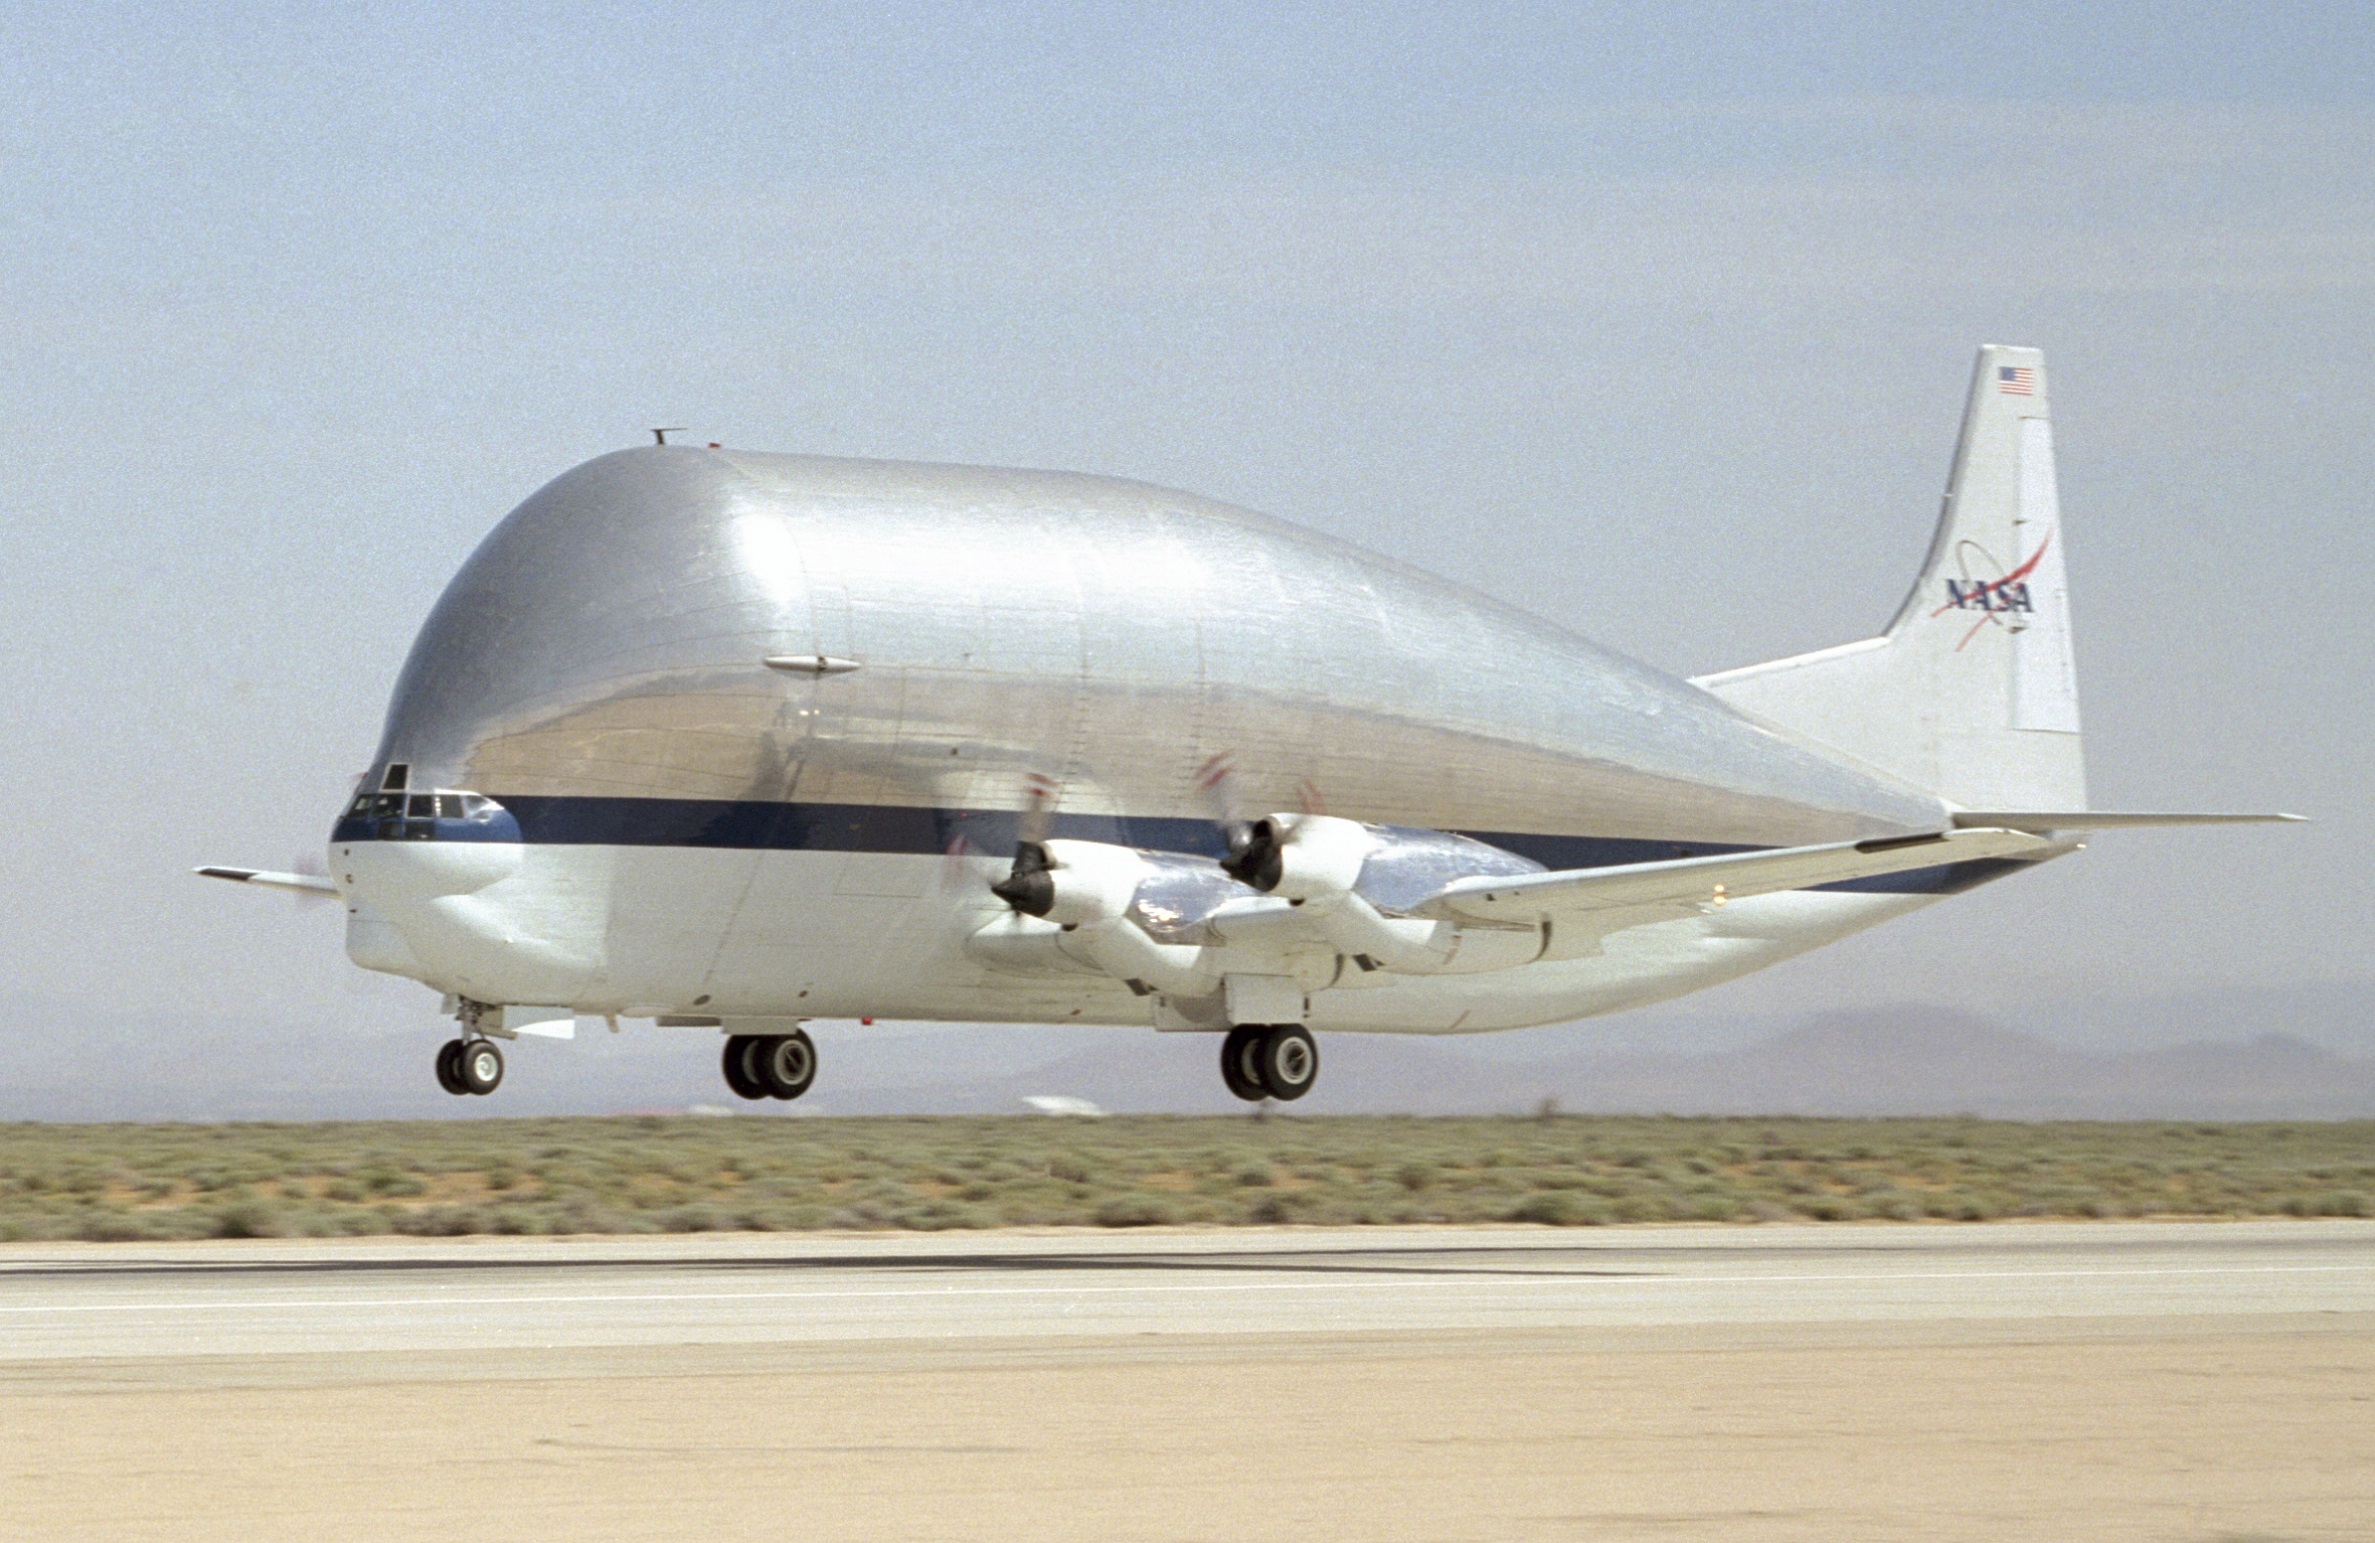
1997 365 2036 396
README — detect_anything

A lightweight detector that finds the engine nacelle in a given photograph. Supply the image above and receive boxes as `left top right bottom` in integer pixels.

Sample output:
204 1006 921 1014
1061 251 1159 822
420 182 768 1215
999 839 1149 928
983 821 1553 997
1224 814 1374 901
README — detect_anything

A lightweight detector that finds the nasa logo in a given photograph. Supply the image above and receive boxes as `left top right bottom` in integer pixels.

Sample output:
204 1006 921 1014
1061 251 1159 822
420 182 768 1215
1943 577 2034 614
1931 533 2052 651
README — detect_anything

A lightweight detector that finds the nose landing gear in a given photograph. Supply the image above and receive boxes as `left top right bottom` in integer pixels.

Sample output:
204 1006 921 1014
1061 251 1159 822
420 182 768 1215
723 1028 818 1101
1219 1024 1317 1103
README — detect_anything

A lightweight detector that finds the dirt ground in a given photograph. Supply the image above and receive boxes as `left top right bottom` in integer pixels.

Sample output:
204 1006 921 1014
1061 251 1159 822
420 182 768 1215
5 1315 2370 1542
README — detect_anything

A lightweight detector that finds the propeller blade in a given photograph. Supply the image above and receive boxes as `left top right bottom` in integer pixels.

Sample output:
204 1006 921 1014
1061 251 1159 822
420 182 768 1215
1193 751 1243 829
1019 770 1060 847
1198 752 1319 890
937 831 978 893
987 768 1064 914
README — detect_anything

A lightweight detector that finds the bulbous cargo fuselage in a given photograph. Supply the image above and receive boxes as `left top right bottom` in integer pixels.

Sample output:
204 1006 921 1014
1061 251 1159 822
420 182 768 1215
336 446 1950 1031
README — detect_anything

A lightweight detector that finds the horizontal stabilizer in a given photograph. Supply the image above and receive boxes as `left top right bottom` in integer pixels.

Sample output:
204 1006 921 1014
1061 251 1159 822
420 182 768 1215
194 865 339 897
1414 827 2054 929
1951 811 2305 832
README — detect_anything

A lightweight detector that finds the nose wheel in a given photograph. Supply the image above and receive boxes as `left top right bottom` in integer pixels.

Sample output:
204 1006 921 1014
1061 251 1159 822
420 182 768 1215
436 1037 504 1096
1220 1024 1317 1102
723 1029 817 1101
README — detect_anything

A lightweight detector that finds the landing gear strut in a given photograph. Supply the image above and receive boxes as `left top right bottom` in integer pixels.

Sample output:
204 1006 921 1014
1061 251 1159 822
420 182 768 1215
723 1028 817 1101
436 1037 504 1096
1219 1024 1317 1103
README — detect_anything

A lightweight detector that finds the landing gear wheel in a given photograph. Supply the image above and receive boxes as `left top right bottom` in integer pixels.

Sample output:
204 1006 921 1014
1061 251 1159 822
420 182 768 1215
755 1029 817 1100
1258 1024 1317 1101
1220 1026 1270 1102
434 1039 468 1096
721 1035 768 1100
457 1038 505 1096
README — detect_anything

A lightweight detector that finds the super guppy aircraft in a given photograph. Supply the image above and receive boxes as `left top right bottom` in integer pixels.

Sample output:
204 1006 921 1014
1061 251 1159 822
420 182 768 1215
203 346 2293 1103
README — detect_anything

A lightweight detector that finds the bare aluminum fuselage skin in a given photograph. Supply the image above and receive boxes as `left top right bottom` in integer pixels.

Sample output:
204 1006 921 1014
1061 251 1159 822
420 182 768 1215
337 447 1963 1032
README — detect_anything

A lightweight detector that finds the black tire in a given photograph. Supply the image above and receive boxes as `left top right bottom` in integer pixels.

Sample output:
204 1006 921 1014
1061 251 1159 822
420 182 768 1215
720 1035 768 1100
755 1029 817 1100
1219 1026 1270 1102
434 1039 468 1096
1258 1024 1317 1101
457 1038 505 1095
734 1035 774 1097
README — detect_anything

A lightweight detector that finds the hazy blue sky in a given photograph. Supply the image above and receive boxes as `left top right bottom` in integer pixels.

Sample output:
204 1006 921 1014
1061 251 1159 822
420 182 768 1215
2 4 2367 1064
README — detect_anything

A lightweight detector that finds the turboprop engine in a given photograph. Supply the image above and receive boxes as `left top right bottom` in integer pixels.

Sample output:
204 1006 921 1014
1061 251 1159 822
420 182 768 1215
987 838 1134 926
972 814 1558 1018
1219 814 1550 974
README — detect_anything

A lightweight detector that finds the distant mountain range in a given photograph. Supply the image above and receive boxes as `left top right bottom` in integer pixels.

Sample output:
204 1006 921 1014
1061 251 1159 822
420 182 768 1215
2 985 2369 1122
1517 1010 2375 1121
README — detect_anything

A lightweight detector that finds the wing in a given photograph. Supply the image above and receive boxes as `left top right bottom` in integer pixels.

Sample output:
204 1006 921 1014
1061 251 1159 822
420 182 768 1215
1951 810 2305 832
194 866 340 898
1411 827 2056 928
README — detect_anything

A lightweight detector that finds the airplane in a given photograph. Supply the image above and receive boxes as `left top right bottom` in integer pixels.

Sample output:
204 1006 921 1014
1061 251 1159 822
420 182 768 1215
202 345 2296 1104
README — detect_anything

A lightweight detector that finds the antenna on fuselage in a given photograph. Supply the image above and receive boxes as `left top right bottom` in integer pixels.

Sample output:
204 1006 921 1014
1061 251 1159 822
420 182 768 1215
650 426 688 445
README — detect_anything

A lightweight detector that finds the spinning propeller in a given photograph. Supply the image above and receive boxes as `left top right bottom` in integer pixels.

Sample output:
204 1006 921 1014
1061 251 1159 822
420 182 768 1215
987 770 1063 917
1200 751 1286 891
982 753 1334 915
1206 753 1328 893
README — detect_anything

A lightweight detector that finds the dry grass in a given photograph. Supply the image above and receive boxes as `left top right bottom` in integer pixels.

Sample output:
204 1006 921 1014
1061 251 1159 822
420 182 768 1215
0 1114 2369 1241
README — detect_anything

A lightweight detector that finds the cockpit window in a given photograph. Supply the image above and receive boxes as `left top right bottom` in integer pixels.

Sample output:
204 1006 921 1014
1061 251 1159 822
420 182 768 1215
381 764 409 792
336 785 512 842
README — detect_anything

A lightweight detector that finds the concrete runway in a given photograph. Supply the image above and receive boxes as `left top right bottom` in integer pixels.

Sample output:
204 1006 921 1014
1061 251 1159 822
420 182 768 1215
2 1219 2373 1358
4 1221 2372 1539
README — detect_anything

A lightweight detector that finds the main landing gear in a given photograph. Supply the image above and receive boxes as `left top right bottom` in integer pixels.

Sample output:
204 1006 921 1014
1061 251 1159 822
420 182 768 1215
435 1037 505 1096
1220 1024 1318 1103
722 1029 818 1101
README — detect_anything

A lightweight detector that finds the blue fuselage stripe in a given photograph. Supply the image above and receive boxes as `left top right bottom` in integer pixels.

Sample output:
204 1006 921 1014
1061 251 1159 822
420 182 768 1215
329 796 2016 897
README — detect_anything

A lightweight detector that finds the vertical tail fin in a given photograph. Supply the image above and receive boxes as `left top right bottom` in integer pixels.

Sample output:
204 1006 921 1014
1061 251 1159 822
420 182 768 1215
1693 345 2087 810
